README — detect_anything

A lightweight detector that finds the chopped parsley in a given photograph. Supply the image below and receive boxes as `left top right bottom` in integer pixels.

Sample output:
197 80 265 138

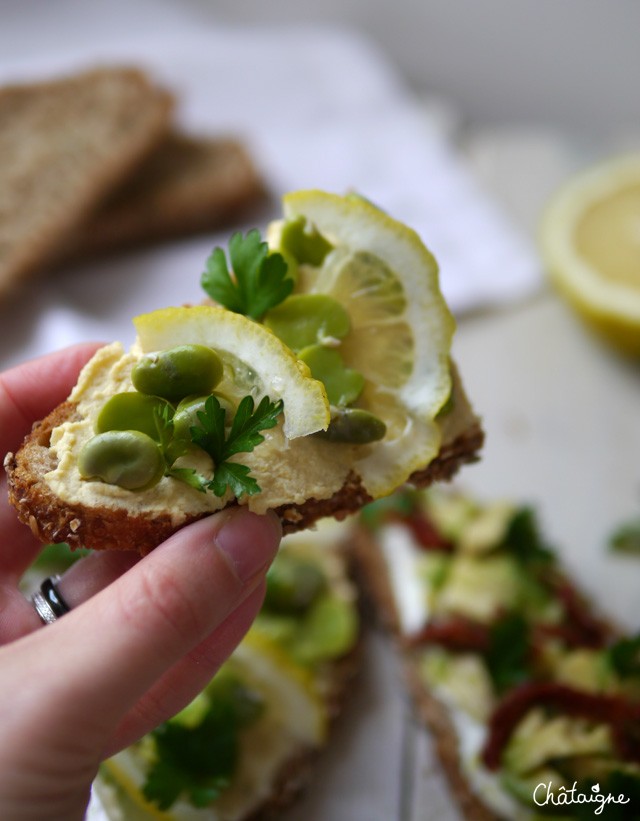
156 394 283 499
608 633 640 678
499 507 554 568
201 229 293 320
143 673 263 810
609 517 640 554
485 613 531 694
191 394 283 497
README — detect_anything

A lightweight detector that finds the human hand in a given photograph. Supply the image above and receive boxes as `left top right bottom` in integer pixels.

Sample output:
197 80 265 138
0 345 281 821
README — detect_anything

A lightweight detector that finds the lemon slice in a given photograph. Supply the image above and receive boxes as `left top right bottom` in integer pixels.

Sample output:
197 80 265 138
540 154 640 356
98 633 326 820
270 190 455 496
134 305 329 438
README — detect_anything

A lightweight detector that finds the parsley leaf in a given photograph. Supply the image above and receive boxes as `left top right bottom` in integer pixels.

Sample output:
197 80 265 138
143 713 237 810
609 517 640 554
499 507 554 567
608 633 640 678
142 672 264 811
485 613 531 693
201 229 293 320
191 394 283 498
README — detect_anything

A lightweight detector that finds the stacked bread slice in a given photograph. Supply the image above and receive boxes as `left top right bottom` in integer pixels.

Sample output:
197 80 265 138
0 66 265 299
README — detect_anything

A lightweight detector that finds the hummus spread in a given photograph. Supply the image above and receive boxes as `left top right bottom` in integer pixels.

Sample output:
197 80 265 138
45 343 477 522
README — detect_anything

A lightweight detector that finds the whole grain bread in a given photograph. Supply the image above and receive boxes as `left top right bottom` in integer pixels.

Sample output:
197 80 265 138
350 524 498 821
5 399 483 555
350 504 619 821
0 66 173 297
61 132 267 260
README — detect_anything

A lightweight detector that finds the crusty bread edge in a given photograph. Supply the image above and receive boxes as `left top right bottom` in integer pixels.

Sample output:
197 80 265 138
244 633 364 820
1 68 173 294
350 526 500 821
5 400 483 555
64 136 268 261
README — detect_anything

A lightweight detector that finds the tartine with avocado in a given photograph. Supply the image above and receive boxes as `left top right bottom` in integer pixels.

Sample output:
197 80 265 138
352 487 640 820
94 524 361 820
5 190 483 554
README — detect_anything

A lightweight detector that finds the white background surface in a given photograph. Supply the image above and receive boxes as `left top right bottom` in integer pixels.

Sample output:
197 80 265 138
2 4 640 820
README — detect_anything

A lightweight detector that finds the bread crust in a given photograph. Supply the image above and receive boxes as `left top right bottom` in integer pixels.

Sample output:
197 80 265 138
5 400 483 555
243 635 364 820
0 67 173 297
350 526 500 820
62 133 267 260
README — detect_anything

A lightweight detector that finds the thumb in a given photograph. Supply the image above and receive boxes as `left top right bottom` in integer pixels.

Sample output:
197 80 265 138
8 507 281 747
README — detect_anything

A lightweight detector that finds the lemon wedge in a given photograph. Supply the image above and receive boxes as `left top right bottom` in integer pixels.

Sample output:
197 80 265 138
269 190 455 497
134 305 330 438
540 154 640 356
98 634 326 820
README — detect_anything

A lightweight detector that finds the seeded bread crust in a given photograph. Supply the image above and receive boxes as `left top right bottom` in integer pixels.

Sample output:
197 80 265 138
5 401 483 555
350 526 500 821
243 633 364 820
0 66 173 297
61 133 267 260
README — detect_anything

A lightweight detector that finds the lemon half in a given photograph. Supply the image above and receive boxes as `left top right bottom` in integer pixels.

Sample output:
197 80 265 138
272 190 455 497
540 154 640 356
134 305 330 438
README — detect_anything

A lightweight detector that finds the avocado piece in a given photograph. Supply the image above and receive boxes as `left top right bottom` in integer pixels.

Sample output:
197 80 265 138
553 648 616 694
503 708 613 777
436 554 523 623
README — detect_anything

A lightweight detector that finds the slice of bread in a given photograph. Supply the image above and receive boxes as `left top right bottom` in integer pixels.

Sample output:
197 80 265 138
5 379 483 555
61 132 267 260
5 189 484 556
350 490 629 821
93 529 363 819
0 66 173 297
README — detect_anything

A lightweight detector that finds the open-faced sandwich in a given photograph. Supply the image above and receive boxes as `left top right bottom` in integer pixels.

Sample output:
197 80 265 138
352 488 640 820
89 523 360 819
6 190 483 554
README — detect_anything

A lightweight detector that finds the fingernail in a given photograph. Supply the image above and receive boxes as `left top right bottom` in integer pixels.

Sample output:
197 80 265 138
215 508 281 584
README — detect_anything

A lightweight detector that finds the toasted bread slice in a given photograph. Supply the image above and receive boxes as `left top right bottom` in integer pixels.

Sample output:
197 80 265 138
5 190 484 555
0 66 173 297
93 528 362 819
61 132 267 259
351 489 631 821
5 372 483 554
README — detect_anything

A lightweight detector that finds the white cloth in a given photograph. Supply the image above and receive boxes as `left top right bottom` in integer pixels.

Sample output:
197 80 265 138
0 24 539 370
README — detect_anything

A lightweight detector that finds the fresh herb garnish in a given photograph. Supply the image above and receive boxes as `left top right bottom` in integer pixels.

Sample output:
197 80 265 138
201 229 293 320
499 507 554 567
191 394 283 498
608 633 640 678
609 517 640 554
153 394 283 499
142 674 263 811
485 613 531 693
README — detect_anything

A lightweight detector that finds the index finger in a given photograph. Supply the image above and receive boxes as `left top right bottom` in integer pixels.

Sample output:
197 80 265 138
0 343 103 458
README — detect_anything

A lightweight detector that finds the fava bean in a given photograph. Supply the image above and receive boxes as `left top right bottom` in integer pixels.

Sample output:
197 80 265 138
173 393 235 441
96 392 170 440
131 344 223 401
264 553 327 614
318 407 387 444
264 294 350 351
280 215 333 266
78 430 164 490
298 344 364 407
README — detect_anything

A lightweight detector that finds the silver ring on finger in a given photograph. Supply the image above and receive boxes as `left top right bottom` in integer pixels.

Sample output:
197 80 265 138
31 575 71 625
